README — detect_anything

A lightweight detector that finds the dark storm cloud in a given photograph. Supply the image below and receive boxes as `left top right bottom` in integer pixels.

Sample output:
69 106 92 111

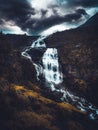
0 0 35 33
76 8 88 15
27 12 83 34
0 0 98 35
22 5 88 34
0 19 4 25
82 0 98 7
65 0 98 7
0 0 36 24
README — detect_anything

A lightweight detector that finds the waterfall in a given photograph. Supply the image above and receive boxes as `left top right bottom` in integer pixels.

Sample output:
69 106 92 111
42 48 63 90
21 35 98 120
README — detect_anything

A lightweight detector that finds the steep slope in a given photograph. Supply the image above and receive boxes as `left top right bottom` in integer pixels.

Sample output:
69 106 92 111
0 33 97 130
0 13 98 130
45 13 98 106
79 13 98 29
1 82 92 130
45 13 98 47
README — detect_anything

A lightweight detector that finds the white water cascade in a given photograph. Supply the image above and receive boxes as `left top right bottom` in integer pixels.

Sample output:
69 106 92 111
21 36 98 120
42 48 63 91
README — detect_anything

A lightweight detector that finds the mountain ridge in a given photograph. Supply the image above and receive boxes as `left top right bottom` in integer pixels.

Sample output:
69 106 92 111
79 13 98 29
45 13 98 47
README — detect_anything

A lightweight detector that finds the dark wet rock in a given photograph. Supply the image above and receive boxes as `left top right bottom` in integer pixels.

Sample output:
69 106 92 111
27 48 46 62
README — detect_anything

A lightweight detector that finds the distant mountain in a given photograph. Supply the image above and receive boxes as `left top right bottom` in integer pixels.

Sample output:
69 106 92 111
79 13 98 29
45 13 98 47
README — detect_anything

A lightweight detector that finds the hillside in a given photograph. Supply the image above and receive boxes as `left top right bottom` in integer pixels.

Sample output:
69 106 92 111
79 13 98 29
45 13 98 47
0 13 98 130
45 13 98 105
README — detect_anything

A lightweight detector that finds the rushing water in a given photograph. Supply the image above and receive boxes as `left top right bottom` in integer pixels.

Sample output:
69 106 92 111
22 36 98 120
42 48 63 91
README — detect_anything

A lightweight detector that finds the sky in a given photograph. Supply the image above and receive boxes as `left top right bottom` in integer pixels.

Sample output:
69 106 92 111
0 0 98 36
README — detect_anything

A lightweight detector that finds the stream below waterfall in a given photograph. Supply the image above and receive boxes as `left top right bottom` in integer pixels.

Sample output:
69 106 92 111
21 36 98 121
